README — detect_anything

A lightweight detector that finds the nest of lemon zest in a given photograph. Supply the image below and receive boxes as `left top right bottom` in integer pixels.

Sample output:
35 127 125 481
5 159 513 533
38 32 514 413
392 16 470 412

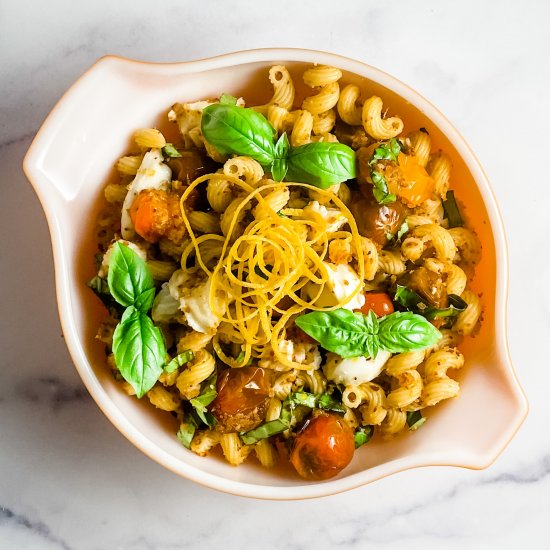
179 173 364 370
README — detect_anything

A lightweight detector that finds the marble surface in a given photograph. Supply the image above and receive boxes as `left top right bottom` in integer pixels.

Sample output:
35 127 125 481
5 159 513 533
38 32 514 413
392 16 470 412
1 0 549 548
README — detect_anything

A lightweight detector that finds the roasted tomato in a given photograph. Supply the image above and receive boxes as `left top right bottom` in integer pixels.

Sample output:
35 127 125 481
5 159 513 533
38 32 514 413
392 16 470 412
166 149 211 184
359 292 394 317
290 412 355 480
210 367 271 433
129 188 185 244
349 193 408 247
398 266 448 308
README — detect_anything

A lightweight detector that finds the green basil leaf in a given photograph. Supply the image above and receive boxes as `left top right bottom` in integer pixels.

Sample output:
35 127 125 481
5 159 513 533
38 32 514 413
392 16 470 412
295 309 379 359
112 306 166 398
354 425 373 448
177 414 198 448
406 410 426 430
107 243 155 311
271 132 290 181
240 418 289 444
289 392 317 409
219 93 238 105
189 372 217 412
162 143 182 158
165 350 194 373
394 285 467 321
201 104 276 166
286 142 356 189
442 190 463 228
378 311 441 354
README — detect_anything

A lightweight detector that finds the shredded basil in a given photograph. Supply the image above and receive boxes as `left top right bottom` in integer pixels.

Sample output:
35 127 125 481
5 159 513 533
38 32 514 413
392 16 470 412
162 143 182 158
354 425 373 448
406 411 426 430
177 414 198 448
442 190 463 228
394 285 467 321
369 138 401 205
219 93 238 105
164 350 194 373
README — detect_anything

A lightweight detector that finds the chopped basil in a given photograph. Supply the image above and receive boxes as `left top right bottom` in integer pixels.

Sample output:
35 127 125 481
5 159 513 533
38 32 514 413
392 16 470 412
354 425 373 448
240 391 345 444
406 411 426 430
369 139 401 205
164 350 194 373
189 372 218 427
177 414 198 448
162 143 182 158
442 190 463 228
394 285 467 321
219 93 238 105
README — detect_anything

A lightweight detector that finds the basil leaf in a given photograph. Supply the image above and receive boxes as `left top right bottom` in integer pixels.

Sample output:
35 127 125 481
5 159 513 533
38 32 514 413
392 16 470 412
442 190 463 228
394 285 467 321
378 311 441 354
165 350 194 373
271 132 289 181
107 243 155 311
201 104 276 166
219 93 238 105
295 309 379 359
286 142 356 189
87 276 124 318
112 306 166 398
354 425 373 448
406 411 426 430
162 143 182 158
289 391 317 409
240 418 289 444
177 414 198 448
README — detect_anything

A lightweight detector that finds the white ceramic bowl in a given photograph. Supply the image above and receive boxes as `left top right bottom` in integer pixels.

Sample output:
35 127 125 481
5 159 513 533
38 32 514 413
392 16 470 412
23 48 528 499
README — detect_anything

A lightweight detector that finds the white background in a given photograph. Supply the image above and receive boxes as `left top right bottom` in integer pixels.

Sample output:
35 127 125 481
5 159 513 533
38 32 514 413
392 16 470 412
1 1 549 548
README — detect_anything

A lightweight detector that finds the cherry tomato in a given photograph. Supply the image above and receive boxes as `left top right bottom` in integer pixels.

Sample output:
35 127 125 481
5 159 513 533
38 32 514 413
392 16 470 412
359 292 394 317
210 367 271 433
349 194 408 247
290 412 355 480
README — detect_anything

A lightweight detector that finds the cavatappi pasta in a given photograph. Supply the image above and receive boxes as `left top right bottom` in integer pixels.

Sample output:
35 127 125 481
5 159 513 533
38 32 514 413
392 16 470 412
89 64 482 481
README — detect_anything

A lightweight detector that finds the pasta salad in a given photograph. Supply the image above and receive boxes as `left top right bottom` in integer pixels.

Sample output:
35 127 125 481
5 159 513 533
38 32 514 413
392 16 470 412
89 64 482 480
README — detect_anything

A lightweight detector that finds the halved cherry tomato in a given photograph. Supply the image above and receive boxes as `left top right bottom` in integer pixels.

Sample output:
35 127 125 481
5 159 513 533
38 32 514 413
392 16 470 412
359 292 394 317
389 153 435 207
210 367 271 433
290 412 355 481
129 188 184 243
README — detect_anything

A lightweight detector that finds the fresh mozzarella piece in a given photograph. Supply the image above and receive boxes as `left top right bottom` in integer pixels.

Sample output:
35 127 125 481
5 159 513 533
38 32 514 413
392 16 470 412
98 239 148 278
303 201 348 232
121 149 172 240
151 283 180 324
323 351 391 386
169 269 226 334
304 262 365 311
258 339 322 371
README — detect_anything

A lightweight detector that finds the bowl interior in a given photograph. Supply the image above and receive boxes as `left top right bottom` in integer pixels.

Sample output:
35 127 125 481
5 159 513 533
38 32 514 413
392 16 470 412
25 52 527 497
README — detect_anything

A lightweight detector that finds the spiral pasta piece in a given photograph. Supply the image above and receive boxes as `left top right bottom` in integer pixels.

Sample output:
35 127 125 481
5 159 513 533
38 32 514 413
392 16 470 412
362 96 404 140
176 350 216 399
421 348 465 407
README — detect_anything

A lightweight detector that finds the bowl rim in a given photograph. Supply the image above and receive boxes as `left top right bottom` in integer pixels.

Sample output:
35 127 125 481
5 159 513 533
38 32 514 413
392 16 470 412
23 47 528 500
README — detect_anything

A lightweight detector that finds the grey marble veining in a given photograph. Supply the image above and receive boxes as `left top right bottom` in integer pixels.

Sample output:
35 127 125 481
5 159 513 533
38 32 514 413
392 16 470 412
1 0 549 548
